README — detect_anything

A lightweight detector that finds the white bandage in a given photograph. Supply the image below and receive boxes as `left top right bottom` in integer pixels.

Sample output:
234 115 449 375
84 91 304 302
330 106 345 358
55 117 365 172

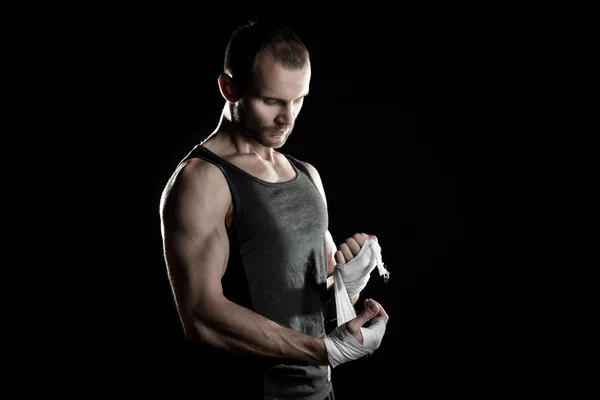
323 317 386 368
333 238 390 326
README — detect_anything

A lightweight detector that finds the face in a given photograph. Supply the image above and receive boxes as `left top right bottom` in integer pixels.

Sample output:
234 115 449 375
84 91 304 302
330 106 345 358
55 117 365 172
232 54 311 149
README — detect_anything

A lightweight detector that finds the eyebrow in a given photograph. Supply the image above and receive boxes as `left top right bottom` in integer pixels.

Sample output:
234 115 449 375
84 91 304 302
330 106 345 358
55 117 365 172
262 92 309 102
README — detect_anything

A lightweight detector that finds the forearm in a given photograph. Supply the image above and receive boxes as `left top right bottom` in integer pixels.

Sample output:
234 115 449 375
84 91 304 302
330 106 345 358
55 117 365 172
188 296 328 365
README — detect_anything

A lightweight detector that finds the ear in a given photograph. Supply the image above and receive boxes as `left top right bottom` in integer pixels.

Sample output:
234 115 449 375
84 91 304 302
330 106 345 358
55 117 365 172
218 73 238 103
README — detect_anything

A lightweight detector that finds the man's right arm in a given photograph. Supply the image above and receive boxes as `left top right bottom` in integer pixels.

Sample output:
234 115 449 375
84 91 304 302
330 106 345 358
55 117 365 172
159 158 327 364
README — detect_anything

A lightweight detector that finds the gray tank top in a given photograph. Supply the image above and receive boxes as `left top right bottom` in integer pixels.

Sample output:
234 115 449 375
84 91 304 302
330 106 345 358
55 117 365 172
179 144 332 399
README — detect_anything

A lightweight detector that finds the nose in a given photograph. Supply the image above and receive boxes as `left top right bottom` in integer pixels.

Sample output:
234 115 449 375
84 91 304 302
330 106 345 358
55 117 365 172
276 103 294 125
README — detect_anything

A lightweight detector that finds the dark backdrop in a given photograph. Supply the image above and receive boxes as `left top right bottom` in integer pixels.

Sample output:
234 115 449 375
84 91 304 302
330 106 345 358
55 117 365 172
145 17 531 398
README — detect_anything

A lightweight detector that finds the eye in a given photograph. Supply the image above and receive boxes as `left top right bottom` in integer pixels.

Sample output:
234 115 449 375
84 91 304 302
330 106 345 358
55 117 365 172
263 99 278 106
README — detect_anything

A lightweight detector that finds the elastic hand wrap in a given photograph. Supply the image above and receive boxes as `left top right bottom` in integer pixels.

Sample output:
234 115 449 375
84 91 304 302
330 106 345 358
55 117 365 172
333 239 390 326
323 317 386 368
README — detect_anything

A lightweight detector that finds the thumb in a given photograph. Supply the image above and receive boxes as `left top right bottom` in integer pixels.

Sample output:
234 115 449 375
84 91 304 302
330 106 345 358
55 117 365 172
345 299 379 344
353 299 379 327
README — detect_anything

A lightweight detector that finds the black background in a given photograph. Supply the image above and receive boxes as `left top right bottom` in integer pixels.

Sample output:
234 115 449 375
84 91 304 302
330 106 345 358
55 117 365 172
145 17 532 398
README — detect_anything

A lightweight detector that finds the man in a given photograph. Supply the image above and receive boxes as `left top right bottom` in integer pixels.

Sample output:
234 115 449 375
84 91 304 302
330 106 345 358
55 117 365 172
159 20 389 399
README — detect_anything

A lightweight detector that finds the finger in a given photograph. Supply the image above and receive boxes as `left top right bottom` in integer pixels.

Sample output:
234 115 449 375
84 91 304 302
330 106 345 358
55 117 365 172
366 299 389 324
352 233 368 247
354 298 379 326
344 237 361 256
362 233 380 255
334 250 346 265
346 298 380 343
361 233 377 243
338 243 353 262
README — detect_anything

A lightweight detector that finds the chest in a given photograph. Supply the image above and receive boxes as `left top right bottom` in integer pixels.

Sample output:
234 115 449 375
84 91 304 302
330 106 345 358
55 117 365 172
226 154 297 183
228 168 328 245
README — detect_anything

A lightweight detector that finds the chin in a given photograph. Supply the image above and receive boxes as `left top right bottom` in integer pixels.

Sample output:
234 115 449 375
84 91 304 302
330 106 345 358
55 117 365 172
267 138 287 149
269 141 285 149
259 133 287 148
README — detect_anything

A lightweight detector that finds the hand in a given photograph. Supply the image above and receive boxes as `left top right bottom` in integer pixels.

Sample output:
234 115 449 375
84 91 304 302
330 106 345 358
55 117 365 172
323 297 389 367
345 298 389 345
334 233 382 303
334 233 378 265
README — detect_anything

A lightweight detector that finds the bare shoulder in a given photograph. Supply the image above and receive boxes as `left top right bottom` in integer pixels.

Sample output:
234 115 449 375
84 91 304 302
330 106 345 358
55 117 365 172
160 157 231 221
297 159 316 174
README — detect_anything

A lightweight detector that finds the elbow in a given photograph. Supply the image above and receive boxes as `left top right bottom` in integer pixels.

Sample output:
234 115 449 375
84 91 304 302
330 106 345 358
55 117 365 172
181 296 225 343
180 314 212 343
180 316 202 342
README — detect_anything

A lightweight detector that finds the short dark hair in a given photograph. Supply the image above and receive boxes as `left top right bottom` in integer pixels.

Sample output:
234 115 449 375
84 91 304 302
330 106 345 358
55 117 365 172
224 20 310 93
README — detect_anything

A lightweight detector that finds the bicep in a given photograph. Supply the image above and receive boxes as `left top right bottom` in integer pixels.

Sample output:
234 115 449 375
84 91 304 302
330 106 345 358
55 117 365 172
163 217 229 305
160 160 231 326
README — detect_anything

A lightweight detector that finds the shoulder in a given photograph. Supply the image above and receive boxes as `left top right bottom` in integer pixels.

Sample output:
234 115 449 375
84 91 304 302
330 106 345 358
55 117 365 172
178 156 224 182
283 154 322 182
160 157 230 215
288 157 327 200
298 160 321 181
282 154 320 179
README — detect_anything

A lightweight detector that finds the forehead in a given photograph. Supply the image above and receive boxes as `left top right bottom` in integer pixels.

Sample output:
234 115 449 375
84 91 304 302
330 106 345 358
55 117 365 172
249 55 311 99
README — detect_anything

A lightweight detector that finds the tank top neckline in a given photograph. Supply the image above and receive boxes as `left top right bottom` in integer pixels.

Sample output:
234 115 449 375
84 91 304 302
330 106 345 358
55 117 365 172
195 144 300 186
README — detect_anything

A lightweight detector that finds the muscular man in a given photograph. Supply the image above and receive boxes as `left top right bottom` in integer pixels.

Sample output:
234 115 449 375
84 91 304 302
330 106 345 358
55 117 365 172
159 20 389 400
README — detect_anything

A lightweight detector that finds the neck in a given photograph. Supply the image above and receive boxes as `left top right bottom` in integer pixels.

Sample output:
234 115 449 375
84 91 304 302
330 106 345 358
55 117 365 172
202 104 277 162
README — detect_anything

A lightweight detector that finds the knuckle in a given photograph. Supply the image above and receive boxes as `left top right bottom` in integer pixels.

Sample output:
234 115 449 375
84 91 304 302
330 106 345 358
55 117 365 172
352 232 365 242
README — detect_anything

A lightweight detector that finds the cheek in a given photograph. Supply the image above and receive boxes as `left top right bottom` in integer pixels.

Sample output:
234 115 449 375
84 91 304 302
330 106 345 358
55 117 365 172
248 101 277 122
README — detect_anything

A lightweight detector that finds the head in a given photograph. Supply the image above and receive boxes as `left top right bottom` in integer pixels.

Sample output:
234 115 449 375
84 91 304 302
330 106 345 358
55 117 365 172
218 20 311 149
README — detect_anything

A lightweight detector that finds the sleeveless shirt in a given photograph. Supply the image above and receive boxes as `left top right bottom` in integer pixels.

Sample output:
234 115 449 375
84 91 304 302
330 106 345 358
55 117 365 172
178 144 332 400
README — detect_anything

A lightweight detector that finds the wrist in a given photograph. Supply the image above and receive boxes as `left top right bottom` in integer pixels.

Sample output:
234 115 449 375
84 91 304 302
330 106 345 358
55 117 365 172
316 337 329 365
